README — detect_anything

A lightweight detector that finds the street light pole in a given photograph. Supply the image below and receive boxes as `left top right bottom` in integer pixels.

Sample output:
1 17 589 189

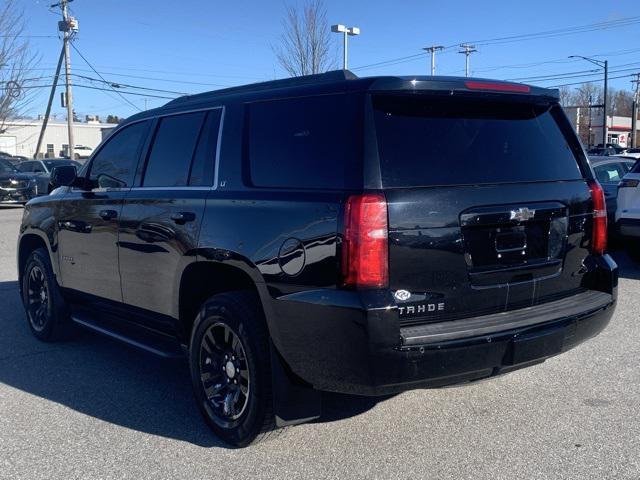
569 55 608 147
331 24 360 70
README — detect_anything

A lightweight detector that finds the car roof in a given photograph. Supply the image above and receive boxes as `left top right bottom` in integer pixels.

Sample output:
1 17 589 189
589 156 636 165
122 70 560 126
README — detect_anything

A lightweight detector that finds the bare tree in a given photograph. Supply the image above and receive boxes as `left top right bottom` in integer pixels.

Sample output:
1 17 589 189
0 0 37 131
610 89 634 117
572 82 601 108
558 86 572 107
273 0 336 77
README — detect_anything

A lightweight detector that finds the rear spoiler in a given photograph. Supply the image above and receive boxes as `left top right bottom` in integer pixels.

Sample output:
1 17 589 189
368 76 559 101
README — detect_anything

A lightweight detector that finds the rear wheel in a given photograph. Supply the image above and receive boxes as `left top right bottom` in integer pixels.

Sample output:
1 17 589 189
189 291 283 447
21 248 71 341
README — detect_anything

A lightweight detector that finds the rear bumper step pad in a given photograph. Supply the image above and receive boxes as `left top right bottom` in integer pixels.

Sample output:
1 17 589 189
400 290 613 346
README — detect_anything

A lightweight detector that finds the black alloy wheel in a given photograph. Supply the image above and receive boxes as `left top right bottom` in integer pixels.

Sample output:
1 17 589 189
21 248 70 341
26 264 50 332
199 322 251 423
189 291 283 447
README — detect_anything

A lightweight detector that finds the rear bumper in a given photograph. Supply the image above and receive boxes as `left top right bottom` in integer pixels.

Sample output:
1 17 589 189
269 255 617 396
617 218 640 238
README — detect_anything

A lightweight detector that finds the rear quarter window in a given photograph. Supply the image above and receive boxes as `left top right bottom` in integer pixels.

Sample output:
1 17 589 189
374 95 583 188
247 94 363 189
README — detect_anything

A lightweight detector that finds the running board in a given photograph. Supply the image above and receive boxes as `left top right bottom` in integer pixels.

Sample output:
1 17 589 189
71 314 185 359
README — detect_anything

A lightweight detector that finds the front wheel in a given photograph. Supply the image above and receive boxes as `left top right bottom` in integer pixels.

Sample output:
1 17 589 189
189 291 283 447
21 248 70 341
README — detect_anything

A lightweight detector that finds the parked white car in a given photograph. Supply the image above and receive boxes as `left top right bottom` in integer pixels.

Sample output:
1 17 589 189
623 148 640 160
73 144 94 160
616 161 640 257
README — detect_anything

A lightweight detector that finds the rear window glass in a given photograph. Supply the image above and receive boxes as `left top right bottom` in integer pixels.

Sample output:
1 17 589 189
374 95 582 187
630 160 640 173
248 94 362 189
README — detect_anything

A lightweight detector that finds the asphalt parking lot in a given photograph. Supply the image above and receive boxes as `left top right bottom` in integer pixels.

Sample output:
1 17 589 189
0 206 639 480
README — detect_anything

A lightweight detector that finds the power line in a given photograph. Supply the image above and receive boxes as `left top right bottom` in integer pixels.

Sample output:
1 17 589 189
18 83 177 100
510 64 640 83
464 16 640 47
70 42 142 111
552 73 635 88
74 84 177 99
352 15 640 72
73 74 189 96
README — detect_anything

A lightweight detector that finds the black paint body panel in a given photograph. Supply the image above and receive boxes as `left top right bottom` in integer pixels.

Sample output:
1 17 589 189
17 72 619 400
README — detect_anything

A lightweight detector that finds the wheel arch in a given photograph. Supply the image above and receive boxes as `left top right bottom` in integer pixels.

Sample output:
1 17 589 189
17 232 55 292
177 258 275 345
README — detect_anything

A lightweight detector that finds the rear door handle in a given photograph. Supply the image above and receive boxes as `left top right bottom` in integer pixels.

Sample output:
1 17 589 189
170 211 196 224
99 209 118 221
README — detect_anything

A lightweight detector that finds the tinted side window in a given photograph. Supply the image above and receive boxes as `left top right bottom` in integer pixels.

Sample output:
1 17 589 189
593 163 624 184
189 109 222 186
17 162 34 172
248 94 362 189
90 121 149 188
621 162 634 173
143 112 206 187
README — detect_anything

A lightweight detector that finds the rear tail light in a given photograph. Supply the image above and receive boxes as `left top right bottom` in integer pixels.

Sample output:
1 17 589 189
342 193 388 288
464 80 531 93
588 180 607 255
619 178 640 188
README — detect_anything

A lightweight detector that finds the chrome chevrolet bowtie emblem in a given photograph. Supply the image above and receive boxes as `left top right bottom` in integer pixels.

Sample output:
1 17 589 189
510 207 536 222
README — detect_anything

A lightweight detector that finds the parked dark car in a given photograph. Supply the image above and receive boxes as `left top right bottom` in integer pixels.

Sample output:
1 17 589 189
0 158 38 204
589 155 637 230
0 151 28 164
587 146 618 156
16 158 82 194
17 71 618 447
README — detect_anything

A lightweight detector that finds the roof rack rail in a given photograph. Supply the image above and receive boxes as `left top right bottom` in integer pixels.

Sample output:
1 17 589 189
166 69 358 106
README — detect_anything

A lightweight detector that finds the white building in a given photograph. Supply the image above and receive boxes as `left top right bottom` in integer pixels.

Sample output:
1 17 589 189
564 107 639 148
590 114 636 148
0 119 115 159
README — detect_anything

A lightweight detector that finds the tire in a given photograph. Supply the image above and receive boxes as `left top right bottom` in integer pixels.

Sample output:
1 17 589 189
189 290 284 447
21 248 71 341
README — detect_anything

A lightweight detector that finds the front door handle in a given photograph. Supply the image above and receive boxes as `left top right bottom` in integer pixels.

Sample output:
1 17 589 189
99 209 118 221
170 211 196 224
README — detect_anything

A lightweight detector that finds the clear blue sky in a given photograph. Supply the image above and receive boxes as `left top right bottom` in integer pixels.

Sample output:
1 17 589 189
22 0 640 120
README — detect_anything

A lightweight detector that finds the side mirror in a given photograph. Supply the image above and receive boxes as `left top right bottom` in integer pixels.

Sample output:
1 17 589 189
49 165 78 190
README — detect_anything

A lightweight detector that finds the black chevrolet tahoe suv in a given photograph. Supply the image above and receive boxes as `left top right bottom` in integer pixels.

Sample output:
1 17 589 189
17 71 618 447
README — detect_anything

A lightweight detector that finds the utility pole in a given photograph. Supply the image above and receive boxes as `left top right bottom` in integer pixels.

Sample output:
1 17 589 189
603 60 608 147
632 73 639 148
53 0 77 160
459 44 477 77
423 45 444 76
569 56 608 147
588 95 593 148
34 44 65 159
